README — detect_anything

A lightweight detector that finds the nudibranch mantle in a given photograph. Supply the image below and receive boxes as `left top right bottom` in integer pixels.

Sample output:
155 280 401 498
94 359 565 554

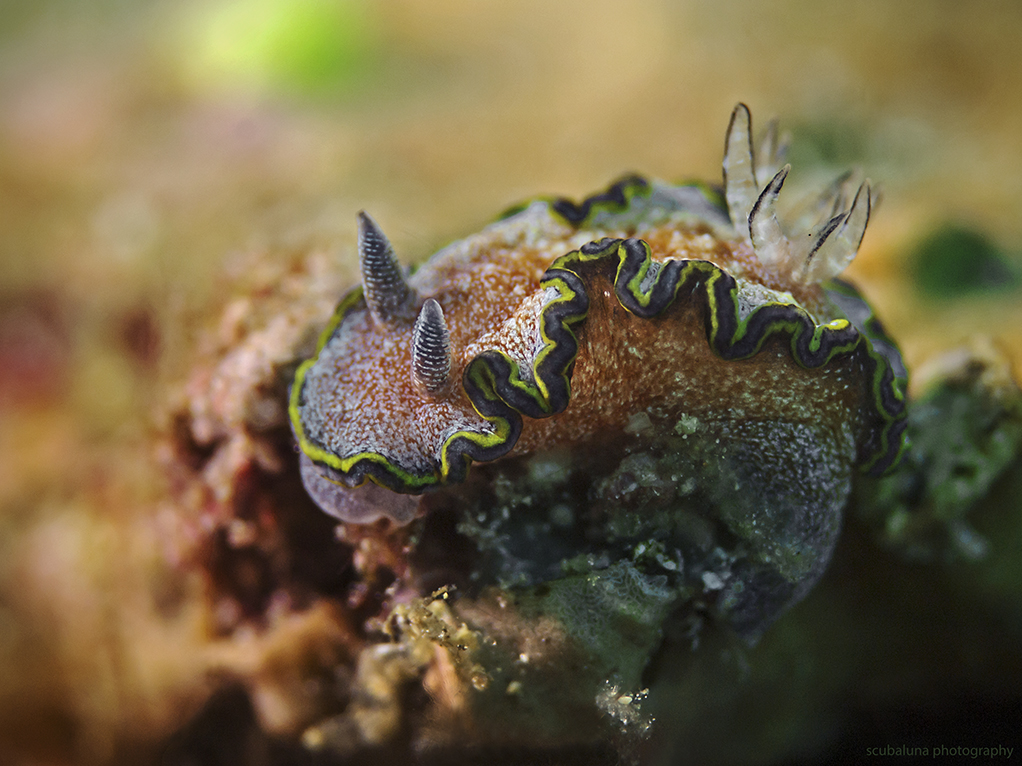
290 104 908 526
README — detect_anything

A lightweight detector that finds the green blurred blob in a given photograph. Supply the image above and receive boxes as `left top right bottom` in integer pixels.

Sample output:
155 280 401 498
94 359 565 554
190 0 379 95
910 224 1020 299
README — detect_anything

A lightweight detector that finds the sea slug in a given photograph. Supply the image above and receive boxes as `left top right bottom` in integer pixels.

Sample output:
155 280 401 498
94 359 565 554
289 103 909 637
291 104 906 519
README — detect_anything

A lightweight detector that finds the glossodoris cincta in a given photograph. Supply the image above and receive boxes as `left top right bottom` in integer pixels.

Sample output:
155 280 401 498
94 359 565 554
290 104 908 533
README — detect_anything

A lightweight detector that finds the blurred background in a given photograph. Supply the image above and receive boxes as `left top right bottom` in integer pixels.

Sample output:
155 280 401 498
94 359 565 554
1 0 1021 763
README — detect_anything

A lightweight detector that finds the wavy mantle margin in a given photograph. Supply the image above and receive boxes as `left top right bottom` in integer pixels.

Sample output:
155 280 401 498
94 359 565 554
290 214 908 495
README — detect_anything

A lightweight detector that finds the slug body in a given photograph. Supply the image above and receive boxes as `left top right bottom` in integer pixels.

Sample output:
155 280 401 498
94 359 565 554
289 105 907 634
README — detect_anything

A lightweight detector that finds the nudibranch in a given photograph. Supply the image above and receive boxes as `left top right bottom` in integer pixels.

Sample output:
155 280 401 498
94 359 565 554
290 104 908 536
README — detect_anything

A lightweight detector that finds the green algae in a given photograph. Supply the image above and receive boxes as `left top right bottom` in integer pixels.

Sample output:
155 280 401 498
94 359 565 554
855 342 1022 561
